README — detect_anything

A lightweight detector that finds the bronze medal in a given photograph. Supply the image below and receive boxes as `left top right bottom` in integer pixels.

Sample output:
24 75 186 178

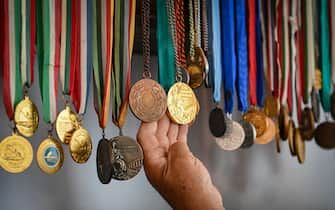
244 108 268 138
69 127 92 164
209 107 226 137
37 136 64 174
110 136 144 181
255 117 275 145
294 127 305 164
239 119 255 149
215 119 245 151
14 96 39 137
311 88 320 122
96 138 113 184
264 95 280 117
167 82 199 125
287 120 296 156
56 106 79 144
314 122 335 149
300 107 315 140
278 105 290 140
129 78 167 122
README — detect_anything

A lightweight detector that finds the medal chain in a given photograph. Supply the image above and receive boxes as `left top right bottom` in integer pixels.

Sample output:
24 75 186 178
201 0 208 53
141 0 151 78
175 0 187 71
194 0 201 48
188 0 195 58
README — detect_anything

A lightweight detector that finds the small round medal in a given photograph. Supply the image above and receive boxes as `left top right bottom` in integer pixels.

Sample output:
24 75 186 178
294 127 305 164
314 122 335 149
14 96 39 137
0 134 33 173
110 136 144 181
239 119 255 149
278 105 290 140
167 82 199 125
287 120 296 156
244 108 268 138
264 95 280 117
96 138 113 184
255 117 275 144
36 137 64 174
129 78 167 122
311 89 320 122
56 106 79 144
300 107 315 140
69 127 92 164
209 107 226 137
215 120 245 151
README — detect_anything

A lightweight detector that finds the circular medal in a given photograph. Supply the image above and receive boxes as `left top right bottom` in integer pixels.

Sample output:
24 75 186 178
167 82 199 125
255 117 275 144
209 107 226 137
314 122 335 149
129 78 167 122
110 136 144 181
264 95 280 117
294 127 305 164
69 127 92 164
331 91 335 120
278 105 290 140
36 137 64 174
96 138 113 184
287 120 296 156
215 120 245 151
56 106 79 144
0 134 33 173
311 89 320 122
300 107 315 140
14 96 39 137
188 63 204 89
239 119 255 149
244 108 268 138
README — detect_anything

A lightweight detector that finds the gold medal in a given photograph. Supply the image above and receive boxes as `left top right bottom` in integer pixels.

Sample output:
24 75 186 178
37 136 64 174
255 117 275 144
56 106 79 144
14 96 39 137
0 134 33 173
294 127 305 164
167 82 199 125
288 120 296 156
69 127 92 164
244 108 268 138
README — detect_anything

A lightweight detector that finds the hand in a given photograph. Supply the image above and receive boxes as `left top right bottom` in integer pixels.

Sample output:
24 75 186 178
137 114 225 210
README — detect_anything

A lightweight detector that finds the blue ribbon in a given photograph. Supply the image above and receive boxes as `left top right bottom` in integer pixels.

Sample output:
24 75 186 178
235 0 248 112
210 0 223 104
256 0 264 107
221 0 236 113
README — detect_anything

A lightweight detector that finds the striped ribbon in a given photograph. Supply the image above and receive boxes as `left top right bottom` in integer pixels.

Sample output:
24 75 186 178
92 0 114 129
36 0 61 123
281 0 290 106
1 0 23 120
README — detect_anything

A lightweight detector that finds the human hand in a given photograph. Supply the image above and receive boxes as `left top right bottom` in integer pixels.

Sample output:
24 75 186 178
137 114 225 210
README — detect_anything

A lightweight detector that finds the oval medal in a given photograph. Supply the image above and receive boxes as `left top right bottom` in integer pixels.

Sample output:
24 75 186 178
294 128 305 164
56 106 79 144
69 127 92 164
14 96 39 137
0 134 33 173
110 136 144 181
314 122 335 149
209 107 226 137
37 137 64 174
287 120 296 156
96 138 113 184
129 79 167 122
279 105 290 140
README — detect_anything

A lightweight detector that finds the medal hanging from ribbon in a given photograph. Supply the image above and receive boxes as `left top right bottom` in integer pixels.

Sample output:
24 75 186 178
0 0 34 174
35 0 64 175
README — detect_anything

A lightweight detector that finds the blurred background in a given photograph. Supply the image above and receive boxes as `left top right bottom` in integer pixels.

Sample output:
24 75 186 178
0 56 335 210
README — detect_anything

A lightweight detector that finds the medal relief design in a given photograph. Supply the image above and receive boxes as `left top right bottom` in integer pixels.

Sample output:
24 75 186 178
43 146 60 167
110 136 143 181
56 107 79 144
70 128 92 164
37 138 64 174
129 79 167 122
167 82 199 124
15 97 39 137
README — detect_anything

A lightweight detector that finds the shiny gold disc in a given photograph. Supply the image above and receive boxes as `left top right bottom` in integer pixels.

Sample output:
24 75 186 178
263 95 280 117
255 117 275 144
187 64 204 89
294 127 305 164
288 120 296 156
167 82 199 125
14 96 39 137
37 137 64 174
56 106 79 144
0 134 33 173
244 108 268 138
69 127 92 164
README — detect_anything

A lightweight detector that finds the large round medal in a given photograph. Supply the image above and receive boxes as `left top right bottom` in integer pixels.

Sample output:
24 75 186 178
215 119 245 151
314 122 335 149
37 137 64 174
96 138 113 184
129 78 167 122
0 134 33 173
110 136 144 181
244 109 267 138
56 106 79 144
167 82 199 125
255 117 275 144
69 127 92 164
14 96 39 137
239 119 255 149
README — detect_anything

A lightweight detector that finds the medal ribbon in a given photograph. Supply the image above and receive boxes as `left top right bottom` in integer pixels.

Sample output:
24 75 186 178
221 0 236 114
266 0 276 95
1 0 23 120
256 0 264 107
156 0 175 91
235 0 248 112
331 0 335 85
319 0 331 112
21 0 36 88
290 0 298 121
36 0 61 123
281 0 290 108
209 0 222 104
92 0 113 129
296 0 304 122
247 0 257 106
275 0 283 101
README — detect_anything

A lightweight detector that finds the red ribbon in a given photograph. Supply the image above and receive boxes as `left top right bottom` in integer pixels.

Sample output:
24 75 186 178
248 0 257 106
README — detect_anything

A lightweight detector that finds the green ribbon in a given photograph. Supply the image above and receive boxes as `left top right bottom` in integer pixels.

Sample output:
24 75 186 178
14 0 23 106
